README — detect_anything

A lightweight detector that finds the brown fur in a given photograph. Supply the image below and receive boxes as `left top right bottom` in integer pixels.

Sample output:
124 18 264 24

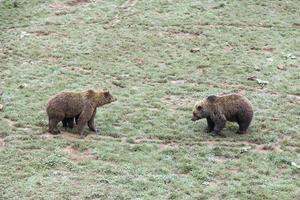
47 89 116 138
192 94 253 136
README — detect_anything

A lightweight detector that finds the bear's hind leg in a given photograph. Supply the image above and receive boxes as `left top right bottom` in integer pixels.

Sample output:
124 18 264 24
237 121 250 134
49 118 61 134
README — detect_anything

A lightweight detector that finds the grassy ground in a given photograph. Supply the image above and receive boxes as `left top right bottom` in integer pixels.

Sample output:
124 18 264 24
0 0 299 199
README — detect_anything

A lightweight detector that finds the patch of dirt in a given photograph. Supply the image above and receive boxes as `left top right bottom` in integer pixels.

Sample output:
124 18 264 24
49 3 70 10
250 47 275 52
226 167 240 173
160 31 205 39
255 144 283 153
50 0 89 8
249 47 275 54
2 118 16 127
133 138 163 144
40 133 56 140
41 131 94 141
31 31 68 37
62 65 91 73
119 0 138 10
1 118 32 132
194 23 286 29
287 95 300 105
63 145 97 162
49 0 90 16
159 143 179 150
282 145 300 152
47 56 63 64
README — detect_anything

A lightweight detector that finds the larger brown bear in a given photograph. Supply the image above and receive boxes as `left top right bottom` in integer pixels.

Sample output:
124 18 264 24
192 94 253 136
47 89 116 138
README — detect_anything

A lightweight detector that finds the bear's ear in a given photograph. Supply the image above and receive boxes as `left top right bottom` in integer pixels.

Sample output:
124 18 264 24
103 90 110 97
207 95 217 102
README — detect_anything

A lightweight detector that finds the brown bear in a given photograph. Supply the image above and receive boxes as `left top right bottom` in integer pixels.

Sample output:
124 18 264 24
192 94 253 136
47 89 116 138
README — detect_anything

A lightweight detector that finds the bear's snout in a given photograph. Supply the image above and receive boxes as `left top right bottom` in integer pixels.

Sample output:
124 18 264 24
192 115 199 121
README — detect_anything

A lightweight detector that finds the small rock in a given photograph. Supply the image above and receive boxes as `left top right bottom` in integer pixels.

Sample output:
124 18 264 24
20 31 30 39
277 65 286 70
0 89 3 96
18 84 27 89
267 58 273 63
0 104 3 111
256 79 269 85
202 181 209 186
190 48 200 53
247 76 257 81
285 53 297 59
240 147 251 154
170 80 185 85
254 66 261 71
291 162 300 168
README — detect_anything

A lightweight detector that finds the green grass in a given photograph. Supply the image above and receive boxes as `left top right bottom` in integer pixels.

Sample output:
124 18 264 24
0 0 299 199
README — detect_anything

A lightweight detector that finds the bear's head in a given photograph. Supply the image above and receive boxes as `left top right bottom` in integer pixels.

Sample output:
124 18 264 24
97 90 116 106
192 95 217 121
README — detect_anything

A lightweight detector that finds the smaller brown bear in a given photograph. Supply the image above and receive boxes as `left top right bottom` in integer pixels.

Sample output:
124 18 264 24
62 116 79 129
47 89 116 138
192 94 253 136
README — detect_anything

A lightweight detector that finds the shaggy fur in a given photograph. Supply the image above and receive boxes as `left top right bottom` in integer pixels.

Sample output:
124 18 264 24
192 94 253 136
47 90 116 138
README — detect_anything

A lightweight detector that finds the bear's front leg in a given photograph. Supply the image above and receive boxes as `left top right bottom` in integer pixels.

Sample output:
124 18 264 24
206 117 215 133
67 118 75 129
49 118 62 134
62 118 68 128
88 109 98 134
211 115 226 137
77 105 94 139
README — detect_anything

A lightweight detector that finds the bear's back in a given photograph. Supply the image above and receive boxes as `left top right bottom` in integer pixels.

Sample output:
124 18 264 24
47 92 84 116
217 94 253 120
